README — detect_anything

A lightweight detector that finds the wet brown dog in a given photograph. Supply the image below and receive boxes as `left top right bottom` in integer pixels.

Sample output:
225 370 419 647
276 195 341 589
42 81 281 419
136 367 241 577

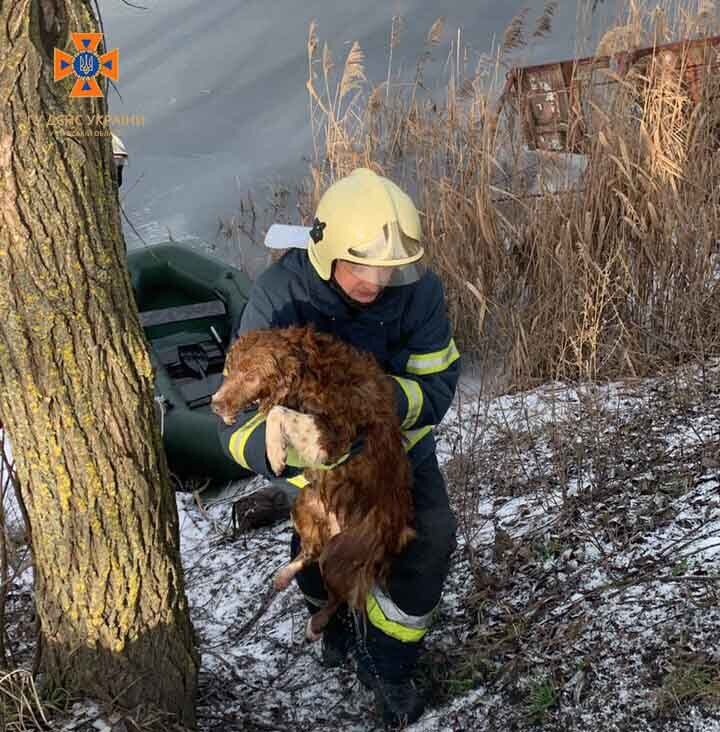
211 325 415 640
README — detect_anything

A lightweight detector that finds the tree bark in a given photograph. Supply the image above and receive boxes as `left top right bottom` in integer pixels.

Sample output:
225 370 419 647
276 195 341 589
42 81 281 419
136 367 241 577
0 1 199 726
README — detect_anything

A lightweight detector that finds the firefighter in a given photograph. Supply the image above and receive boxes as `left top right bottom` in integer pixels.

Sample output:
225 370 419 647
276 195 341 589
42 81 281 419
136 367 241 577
217 168 459 727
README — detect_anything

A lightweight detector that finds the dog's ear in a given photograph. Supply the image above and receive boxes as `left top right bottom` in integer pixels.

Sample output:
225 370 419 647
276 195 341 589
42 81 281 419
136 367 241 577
265 351 301 405
225 330 263 369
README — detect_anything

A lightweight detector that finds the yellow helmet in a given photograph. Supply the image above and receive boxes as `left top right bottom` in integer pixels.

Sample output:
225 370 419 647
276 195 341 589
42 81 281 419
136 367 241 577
308 168 424 284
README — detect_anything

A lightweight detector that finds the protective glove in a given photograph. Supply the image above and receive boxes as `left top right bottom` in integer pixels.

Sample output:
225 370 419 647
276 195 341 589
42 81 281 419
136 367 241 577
265 406 329 476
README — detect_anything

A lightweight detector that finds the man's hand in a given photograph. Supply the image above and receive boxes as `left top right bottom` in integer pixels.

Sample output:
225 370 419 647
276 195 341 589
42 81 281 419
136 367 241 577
265 406 329 476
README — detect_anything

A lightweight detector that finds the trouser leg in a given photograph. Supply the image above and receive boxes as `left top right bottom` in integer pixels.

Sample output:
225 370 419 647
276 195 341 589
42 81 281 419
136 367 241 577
360 451 457 680
290 451 457 679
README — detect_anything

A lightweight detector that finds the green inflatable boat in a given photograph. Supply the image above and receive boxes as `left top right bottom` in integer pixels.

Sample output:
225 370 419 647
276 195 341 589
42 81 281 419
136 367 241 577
127 242 253 483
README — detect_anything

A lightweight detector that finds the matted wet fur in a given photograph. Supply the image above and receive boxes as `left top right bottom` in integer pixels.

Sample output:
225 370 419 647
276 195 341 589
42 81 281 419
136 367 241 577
212 325 416 640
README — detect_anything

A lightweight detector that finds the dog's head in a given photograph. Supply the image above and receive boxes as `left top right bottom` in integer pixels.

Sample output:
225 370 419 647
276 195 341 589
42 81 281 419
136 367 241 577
211 328 301 424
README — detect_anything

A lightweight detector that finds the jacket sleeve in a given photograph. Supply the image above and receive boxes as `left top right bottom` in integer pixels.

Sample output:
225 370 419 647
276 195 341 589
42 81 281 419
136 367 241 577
217 279 305 484
388 273 460 431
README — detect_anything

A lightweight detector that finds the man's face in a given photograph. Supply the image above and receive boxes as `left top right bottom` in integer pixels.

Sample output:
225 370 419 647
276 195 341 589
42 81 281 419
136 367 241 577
333 260 394 304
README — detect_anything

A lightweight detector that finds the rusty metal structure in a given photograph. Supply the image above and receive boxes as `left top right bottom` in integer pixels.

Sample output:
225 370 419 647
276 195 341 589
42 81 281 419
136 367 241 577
504 34 720 154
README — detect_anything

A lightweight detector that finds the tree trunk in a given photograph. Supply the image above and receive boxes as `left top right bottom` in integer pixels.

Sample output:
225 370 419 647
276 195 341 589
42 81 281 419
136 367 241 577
0 1 199 726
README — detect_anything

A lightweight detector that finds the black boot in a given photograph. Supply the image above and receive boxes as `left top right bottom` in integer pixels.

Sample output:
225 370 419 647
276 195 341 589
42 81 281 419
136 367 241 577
358 671 425 728
354 624 426 728
302 598 355 668
319 605 355 668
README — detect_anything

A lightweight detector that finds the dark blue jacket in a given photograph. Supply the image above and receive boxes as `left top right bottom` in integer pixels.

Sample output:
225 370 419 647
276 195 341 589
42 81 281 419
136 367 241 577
218 249 460 480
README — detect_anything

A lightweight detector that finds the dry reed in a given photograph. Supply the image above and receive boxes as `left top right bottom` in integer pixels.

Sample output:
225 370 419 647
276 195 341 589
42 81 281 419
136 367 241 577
302 1 720 388
0 669 48 731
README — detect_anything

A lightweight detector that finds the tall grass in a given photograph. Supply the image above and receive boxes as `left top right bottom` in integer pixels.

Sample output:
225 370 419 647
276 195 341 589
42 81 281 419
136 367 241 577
0 669 49 731
302 0 720 388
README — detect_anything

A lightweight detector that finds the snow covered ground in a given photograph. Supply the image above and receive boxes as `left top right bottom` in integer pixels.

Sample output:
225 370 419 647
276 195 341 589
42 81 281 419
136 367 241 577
4 360 720 730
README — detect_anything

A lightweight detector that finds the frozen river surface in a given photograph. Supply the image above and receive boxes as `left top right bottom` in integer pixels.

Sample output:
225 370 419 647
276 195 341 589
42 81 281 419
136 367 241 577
99 0 605 250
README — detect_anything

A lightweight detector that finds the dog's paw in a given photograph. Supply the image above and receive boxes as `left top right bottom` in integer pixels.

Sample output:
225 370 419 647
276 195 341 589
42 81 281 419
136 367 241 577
296 440 329 468
305 616 322 643
284 411 329 466
267 443 287 476
266 408 288 476
273 567 293 591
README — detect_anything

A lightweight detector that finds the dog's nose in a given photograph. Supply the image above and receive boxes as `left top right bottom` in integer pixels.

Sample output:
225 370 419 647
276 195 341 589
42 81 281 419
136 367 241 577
210 395 234 424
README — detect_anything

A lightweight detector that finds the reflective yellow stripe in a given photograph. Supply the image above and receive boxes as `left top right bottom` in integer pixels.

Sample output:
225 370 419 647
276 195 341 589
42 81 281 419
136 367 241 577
286 474 310 489
406 338 460 376
401 425 433 452
228 412 266 469
366 593 427 643
391 375 423 429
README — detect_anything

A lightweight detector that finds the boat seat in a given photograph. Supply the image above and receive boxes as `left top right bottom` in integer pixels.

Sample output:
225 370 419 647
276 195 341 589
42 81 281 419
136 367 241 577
139 300 226 328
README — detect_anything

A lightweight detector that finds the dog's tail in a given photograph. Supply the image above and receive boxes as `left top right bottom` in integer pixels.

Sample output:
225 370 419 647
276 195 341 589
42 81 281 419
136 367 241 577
319 508 415 613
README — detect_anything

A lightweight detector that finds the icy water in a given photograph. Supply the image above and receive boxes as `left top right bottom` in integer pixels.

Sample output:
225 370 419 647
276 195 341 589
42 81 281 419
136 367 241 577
98 0 609 251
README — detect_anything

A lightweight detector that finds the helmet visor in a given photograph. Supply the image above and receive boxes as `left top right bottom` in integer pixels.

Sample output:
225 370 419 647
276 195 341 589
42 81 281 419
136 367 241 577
343 221 424 286
346 221 423 263
342 259 426 287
